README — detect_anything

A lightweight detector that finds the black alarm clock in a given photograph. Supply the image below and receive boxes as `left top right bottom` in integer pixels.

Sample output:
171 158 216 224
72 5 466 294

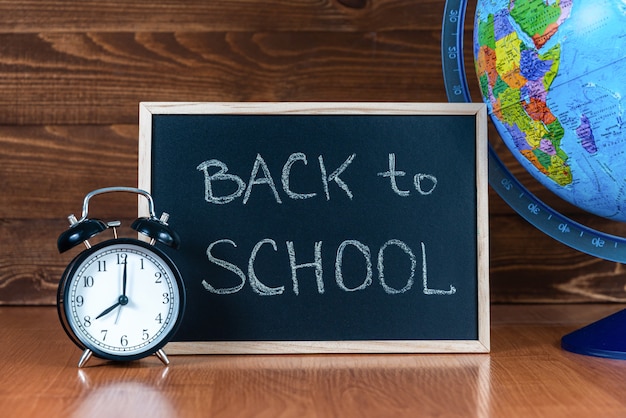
57 187 186 368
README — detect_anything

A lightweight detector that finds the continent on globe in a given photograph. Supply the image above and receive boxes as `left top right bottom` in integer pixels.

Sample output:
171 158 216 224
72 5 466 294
476 0 572 186
509 0 573 48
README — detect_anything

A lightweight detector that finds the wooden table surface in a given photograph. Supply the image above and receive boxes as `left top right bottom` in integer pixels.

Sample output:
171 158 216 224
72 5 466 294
4 304 626 417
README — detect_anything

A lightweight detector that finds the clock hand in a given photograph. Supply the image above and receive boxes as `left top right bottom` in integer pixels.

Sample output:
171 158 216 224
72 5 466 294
95 300 121 320
115 260 129 325
122 258 127 297
114 303 123 324
96 260 131 321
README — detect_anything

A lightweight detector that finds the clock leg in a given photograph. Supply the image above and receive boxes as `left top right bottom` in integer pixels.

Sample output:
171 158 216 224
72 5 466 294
155 349 170 366
78 349 93 368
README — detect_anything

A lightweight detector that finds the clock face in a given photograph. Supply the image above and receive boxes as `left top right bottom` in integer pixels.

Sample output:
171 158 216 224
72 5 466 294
59 239 184 360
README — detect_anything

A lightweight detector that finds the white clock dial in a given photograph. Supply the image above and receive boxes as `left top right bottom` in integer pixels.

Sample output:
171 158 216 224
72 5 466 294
61 240 183 359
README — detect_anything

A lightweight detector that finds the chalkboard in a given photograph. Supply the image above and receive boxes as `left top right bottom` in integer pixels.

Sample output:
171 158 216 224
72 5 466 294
138 102 489 354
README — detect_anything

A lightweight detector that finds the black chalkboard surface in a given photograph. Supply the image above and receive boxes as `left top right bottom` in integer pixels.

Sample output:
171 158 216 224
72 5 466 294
139 103 489 354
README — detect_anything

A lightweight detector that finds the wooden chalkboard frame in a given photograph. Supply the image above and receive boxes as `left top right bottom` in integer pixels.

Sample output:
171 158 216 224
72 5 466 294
138 102 489 354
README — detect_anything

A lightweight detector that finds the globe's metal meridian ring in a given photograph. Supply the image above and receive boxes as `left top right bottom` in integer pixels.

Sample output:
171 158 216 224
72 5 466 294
441 0 626 263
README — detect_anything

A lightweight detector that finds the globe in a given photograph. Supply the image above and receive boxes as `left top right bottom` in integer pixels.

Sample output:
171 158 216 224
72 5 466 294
474 0 626 222
441 0 626 359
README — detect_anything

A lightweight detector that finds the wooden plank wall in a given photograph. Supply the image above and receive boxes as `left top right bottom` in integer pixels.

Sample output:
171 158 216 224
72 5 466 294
1 0 625 305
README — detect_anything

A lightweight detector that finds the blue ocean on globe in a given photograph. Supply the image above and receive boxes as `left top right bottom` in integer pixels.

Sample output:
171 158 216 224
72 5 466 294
474 0 626 221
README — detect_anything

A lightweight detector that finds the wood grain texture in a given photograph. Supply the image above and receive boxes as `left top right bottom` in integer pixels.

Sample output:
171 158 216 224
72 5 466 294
0 125 138 218
0 0 443 32
0 0 624 305
3 305 626 417
0 31 442 124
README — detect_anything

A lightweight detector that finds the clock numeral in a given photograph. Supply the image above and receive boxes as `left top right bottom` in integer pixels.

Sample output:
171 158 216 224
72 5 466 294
98 260 107 272
83 316 92 327
83 276 94 287
142 329 149 341
117 253 127 264
162 293 170 304
75 295 84 307
155 313 163 324
120 335 128 347
101 329 108 341
140 258 145 270
154 272 162 283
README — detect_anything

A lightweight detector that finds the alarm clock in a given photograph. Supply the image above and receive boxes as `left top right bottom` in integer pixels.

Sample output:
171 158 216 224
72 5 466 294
57 187 186 368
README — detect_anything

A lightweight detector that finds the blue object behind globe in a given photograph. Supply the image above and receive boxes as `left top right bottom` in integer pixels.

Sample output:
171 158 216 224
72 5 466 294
474 0 626 221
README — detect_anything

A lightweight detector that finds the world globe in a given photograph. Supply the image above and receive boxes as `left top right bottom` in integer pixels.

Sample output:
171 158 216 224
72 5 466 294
443 0 626 262
442 0 626 358
474 0 626 222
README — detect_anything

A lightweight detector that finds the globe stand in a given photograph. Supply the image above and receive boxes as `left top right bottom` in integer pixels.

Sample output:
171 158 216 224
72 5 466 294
561 309 626 360
442 0 626 360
